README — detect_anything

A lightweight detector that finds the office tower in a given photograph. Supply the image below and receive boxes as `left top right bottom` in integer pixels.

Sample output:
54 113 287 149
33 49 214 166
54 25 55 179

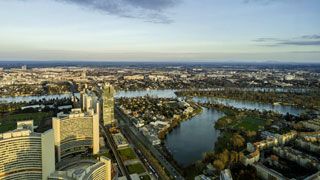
80 89 100 114
103 83 115 126
21 65 27 70
0 121 55 180
52 108 100 162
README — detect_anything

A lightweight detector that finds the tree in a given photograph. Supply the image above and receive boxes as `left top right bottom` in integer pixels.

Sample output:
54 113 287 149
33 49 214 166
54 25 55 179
230 151 239 164
231 134 245 149
203 152 215 163
245 131 257 138
213 159 225 170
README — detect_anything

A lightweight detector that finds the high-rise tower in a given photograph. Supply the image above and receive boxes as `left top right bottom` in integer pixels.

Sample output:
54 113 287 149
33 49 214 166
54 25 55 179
103 84 115 126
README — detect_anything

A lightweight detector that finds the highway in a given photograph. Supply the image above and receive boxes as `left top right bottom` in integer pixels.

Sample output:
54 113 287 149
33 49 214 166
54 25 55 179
99 123 131 180
115 106 185 180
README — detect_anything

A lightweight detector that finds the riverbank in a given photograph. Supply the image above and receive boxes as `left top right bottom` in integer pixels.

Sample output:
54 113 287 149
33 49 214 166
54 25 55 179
201 103 282 130
0 91 74 98
186 101 299 179
158 104 202 139
176 89 320 109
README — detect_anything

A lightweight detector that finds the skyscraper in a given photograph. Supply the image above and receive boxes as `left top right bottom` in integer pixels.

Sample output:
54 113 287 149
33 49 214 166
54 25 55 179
52 108 100 162
0 121 55 180
103 83 115 126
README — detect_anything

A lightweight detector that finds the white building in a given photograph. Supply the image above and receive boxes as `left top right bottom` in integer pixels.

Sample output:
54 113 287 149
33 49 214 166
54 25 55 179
52 108 100 161
49 156 112 180
0 121 55 180
220 169 233 180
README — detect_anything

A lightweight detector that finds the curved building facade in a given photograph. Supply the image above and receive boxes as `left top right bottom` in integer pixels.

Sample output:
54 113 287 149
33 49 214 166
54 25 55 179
48 156 111 180
0 128 55 180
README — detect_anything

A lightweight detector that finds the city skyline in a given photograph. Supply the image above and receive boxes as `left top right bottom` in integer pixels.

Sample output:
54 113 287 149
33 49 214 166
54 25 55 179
0 0 319 62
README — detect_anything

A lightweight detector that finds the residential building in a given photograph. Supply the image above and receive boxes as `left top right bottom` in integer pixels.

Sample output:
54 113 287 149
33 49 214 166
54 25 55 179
112 133 129 149
220 169 233 180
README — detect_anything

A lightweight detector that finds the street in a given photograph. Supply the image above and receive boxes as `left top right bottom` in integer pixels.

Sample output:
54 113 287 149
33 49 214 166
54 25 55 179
115 106 184 180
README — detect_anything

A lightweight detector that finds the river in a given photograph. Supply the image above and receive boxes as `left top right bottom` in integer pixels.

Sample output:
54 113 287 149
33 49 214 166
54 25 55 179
164 108 224 167
0 89 305 167
115 89 305 167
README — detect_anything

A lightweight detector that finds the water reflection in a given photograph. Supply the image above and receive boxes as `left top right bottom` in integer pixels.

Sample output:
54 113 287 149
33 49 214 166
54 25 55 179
164 108 224 167
193 97 304 116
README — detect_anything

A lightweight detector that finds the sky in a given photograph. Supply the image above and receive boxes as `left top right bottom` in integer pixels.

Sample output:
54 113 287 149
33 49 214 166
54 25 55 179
0 0 319 62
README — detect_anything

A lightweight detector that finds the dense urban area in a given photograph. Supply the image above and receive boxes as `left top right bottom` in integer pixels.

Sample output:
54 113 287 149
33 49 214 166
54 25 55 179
0 62 320 180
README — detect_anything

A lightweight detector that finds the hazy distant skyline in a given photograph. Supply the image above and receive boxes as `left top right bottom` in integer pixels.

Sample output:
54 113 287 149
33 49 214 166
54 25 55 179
0 0 319 62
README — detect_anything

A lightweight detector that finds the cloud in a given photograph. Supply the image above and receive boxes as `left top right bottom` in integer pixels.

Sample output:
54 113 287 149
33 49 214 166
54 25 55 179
301 34 320 39
243 0 282 5
55 0 180 23
252 38 280 42
254 34 320 46
279 40 320 46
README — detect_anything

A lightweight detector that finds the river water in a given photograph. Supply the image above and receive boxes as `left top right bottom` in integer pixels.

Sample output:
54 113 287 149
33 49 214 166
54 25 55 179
115 89 305 167
164 108 224 167
0 89 305 167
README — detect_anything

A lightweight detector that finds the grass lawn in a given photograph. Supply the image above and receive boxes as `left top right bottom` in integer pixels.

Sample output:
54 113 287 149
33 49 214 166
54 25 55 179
126 163 145 174
95 150 112 159
0 112 53 133
139 175 151 180
118 148 137 161
234 116 265 131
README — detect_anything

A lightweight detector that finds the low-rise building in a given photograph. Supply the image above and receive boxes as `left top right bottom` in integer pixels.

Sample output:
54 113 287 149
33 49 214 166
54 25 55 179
112 133 129 149
273 146 320 170
302 119 320 131
49 156 112 180
220 169 233 180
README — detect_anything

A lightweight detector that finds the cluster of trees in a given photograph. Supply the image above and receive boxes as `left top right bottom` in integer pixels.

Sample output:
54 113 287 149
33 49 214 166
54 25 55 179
196 102 281 178
201 102 279 130
203 149 244 171
202 132 246 170
119 96 201 124
42 82 73 94
0 97 73 114
176 89 320 109
1 82 73 97
0 84 43 96
0 102 24 113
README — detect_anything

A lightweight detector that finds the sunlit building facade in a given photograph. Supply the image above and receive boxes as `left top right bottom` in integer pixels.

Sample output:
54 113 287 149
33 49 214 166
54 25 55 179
0 121 55 180
103 84 115 126
52 108 100 161
48 156 112 180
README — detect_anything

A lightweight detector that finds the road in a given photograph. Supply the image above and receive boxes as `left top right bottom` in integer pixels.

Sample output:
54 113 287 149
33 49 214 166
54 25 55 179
115 106 184 180
100 123 131 180
121 128 159 179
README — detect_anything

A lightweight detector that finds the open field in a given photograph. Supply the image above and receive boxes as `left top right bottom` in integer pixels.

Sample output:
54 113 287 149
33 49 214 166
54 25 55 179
0 112 53 133
118 148 137 161
126 163 145 174
233 116 265 131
